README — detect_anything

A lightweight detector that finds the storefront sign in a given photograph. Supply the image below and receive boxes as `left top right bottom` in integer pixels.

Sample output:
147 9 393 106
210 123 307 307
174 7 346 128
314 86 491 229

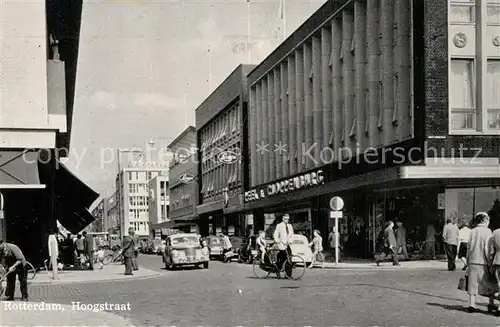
329 196 344 211
245 170 325 202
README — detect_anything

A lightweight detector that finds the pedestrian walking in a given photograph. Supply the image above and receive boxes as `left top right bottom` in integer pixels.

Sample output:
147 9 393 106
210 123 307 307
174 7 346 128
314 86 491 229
443 219 460 271
458 223 471 271
308 229 324 268
122 227 136 275
396 221 409 260
132 232 140 271
48 228 59 279
83 231 95 270
425 223 436 260
376 221 400 267
328 227 341 263
466 212 498 313
0 240 28 301
96 246 105 270
74 234 85 267
488 225 500 316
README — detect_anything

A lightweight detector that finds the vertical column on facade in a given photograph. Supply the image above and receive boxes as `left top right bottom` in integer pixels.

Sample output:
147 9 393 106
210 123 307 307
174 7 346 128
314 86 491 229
303 42 314 169
273 68 282 179
367 0 380 148
281 62 289 178
312 35 323 165
255 82 262 186
342 11 354 153
332 18 343 160
295 48 305 172
321 25 332 161
287 55 297 176
261 77 269 183
396 0 412 140
380 0 394 145
354 0 367 151
267 73 276 182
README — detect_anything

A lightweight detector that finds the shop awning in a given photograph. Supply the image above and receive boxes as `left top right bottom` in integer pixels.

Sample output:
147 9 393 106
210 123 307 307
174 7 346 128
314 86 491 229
55 163 98 233
0 150 45 189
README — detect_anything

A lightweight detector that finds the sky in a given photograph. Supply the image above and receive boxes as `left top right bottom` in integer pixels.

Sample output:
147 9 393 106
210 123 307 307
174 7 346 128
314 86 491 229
65 0 326 198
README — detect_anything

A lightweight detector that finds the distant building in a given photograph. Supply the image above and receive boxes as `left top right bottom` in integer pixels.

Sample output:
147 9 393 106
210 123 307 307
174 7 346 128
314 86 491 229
90 198 108 233
107 191 119 235
116 167 168 239
148 174 169 238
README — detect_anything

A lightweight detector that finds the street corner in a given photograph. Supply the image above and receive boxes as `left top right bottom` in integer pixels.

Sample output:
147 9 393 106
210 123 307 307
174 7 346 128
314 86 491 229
0 301 136 326
30 265 162 285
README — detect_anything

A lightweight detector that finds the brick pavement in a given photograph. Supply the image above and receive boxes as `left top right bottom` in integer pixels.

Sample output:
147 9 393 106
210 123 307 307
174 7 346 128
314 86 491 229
23 258 500 326
0 301 136 326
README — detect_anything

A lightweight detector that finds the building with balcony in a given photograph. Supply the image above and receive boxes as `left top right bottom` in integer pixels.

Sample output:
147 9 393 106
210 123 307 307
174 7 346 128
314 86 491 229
116 168 168 239
196 65 254 236
148 174 169 238
0 0 98 267
243 0 500 258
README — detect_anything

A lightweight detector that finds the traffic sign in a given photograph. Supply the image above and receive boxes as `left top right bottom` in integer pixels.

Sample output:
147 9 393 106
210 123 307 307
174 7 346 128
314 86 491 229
330 211 343 218
329 196 344 211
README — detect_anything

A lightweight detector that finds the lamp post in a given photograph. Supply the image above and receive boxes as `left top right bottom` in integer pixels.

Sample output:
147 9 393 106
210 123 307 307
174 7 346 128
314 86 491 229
117 148 142 239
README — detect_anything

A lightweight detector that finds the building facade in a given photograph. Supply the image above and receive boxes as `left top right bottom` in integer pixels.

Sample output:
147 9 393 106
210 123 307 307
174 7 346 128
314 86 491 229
196 65 254 236
0 0 97 267
106 191 118 235
116 168 168 239
90 198 108 233
244 0 500 258
148 175 169 238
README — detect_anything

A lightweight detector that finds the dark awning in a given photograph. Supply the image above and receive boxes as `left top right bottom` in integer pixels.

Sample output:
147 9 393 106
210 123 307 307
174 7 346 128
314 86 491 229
0 150 45 189
54 163 98 234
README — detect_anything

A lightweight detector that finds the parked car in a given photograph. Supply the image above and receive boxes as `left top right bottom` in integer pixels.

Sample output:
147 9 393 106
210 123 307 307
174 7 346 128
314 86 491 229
162 233 209 270
288 234 313 265
206 236 224 260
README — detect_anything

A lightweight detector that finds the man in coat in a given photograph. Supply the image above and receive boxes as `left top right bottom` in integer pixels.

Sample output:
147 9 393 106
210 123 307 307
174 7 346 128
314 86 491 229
443 218 459 271
82 231 95 270
0 240 28 301
273 214 294 274
396 221 409 260
131 231 140 271
122 227 136 275
376 221 400 266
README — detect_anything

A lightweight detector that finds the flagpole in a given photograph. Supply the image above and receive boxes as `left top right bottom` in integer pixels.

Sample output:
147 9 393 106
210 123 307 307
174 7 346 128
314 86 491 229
283 0 286 41
247 0 252 64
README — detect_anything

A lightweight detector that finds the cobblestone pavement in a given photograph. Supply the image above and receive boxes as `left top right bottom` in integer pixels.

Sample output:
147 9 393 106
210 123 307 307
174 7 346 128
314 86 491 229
20 255 499 326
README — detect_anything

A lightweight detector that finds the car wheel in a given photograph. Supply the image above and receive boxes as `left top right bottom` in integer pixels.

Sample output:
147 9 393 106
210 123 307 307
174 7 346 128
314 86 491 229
203 262 209 269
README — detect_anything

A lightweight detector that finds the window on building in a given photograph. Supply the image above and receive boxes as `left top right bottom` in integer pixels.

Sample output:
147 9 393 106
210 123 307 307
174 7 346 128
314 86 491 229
487 60 500 129
450 59 476 130
128 172 133 181
450 0 475 23
488 0 500 24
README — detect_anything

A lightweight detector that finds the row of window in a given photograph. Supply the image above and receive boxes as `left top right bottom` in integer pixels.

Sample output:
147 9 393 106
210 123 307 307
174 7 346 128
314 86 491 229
128 183 147 194
129 196 148 207
130 221 149 233
450 59 500 131
200 103 241 151
127 171 159 182
129 208 148 219
450 0 500 24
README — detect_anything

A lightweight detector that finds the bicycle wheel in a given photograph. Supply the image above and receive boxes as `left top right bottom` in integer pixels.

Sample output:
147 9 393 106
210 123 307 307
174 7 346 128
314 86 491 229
284 255 306 280
252 259 271 279
25 261 36 280
103 254 114 265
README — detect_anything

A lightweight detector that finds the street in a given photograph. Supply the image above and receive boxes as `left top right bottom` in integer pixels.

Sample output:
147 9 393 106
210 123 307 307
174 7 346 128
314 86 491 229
25 255 499 326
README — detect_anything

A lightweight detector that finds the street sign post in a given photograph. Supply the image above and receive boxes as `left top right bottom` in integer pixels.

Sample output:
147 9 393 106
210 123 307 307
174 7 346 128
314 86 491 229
329 196 344 266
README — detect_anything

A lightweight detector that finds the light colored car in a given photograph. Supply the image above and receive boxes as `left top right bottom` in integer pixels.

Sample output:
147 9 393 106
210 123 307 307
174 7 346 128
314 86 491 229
206 236 224 260
289 234 313 265
162 234 209 270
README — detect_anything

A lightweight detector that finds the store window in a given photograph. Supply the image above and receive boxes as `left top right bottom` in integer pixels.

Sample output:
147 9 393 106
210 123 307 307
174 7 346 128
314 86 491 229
446 187 500 227
450 59 476 130
487 60 500 129
488 0 500 24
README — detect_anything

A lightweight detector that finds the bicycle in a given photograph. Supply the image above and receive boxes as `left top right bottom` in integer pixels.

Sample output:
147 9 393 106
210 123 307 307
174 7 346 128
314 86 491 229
252 245 306 280
0 261 36 281
103 249 123 265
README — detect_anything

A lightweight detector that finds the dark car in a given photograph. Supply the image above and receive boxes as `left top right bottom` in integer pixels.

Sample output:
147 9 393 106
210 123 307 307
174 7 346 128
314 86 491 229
206 236 224 260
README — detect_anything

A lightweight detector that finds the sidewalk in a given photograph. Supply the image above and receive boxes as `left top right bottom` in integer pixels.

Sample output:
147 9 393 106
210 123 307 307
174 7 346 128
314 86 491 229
27 264 160 285
0 301 136 326
317 259 458 270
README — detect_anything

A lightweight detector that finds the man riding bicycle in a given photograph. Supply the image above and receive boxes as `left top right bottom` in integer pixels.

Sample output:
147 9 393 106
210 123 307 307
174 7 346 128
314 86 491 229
273 214 294 276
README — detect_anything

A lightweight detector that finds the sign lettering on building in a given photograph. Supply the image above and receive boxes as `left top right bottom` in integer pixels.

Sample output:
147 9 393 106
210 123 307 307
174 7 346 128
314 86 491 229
244 170 324 202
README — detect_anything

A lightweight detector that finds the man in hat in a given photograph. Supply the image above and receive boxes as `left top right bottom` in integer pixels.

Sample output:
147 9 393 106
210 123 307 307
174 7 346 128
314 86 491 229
122 227 136 275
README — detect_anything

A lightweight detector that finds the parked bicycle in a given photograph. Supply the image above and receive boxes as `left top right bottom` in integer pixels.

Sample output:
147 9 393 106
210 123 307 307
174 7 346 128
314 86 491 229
253 245 306 280
103 248 123 265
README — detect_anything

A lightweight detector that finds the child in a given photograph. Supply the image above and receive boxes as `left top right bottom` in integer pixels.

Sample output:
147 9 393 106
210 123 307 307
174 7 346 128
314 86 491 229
96 246 105 270
308 229 324 269
256 230 267 261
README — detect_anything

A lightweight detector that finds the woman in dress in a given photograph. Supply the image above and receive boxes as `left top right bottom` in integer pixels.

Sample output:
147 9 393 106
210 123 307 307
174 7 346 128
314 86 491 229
467 212 497 313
